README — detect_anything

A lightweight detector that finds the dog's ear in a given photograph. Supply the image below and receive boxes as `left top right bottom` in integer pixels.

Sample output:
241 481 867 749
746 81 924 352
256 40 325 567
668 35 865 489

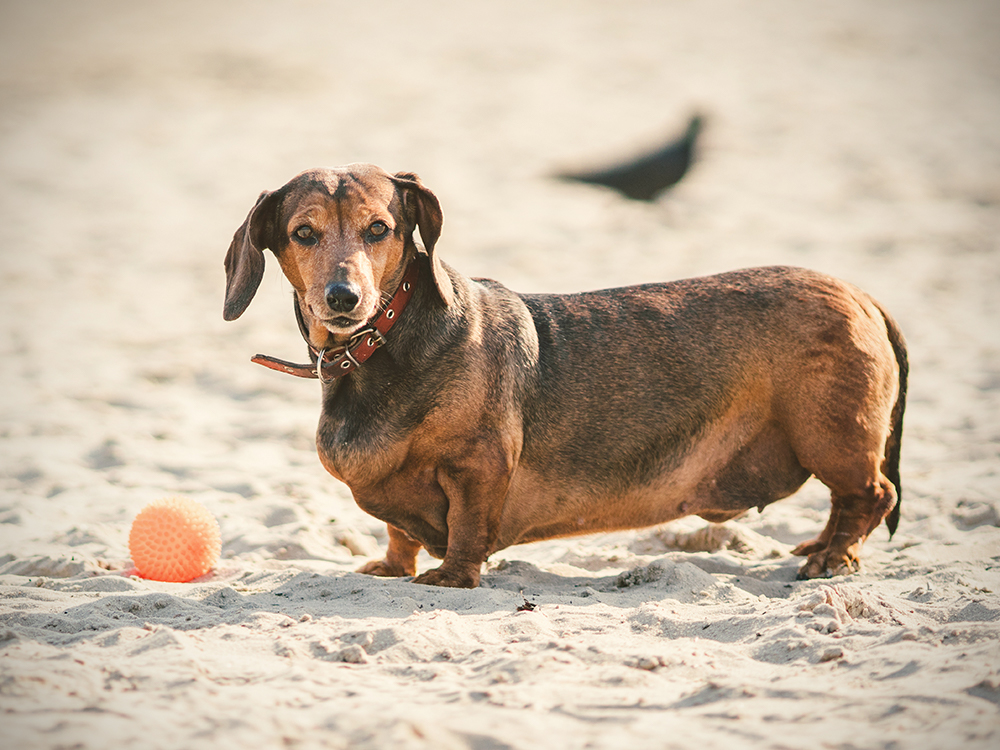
223 189 280 321
394 172 454 307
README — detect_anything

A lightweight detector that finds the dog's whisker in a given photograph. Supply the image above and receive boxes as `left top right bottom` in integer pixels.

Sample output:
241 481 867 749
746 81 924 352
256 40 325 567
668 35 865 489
373 293 393 316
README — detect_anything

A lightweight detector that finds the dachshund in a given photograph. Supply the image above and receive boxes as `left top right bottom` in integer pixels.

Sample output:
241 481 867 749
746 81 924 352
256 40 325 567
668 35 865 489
224 163 907 588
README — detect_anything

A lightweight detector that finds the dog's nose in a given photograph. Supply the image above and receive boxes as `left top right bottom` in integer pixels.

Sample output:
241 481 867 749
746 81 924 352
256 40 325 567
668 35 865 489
325 281 361 313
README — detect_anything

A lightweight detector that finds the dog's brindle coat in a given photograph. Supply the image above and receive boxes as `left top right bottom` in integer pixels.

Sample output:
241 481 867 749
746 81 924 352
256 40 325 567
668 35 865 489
224 164 907 588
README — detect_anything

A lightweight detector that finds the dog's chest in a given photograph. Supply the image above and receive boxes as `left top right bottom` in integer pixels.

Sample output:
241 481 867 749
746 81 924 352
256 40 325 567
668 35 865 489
314 401 410 486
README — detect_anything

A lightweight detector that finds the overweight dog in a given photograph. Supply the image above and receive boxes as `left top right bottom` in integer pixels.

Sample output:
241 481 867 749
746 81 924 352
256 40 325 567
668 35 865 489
224 164 907 588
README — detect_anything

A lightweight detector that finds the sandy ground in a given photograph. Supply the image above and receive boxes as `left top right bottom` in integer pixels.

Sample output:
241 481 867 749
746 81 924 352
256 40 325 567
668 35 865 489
1 1 999 748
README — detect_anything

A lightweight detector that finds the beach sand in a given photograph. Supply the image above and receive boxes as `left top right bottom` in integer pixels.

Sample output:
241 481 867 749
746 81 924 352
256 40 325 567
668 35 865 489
1 1 999 748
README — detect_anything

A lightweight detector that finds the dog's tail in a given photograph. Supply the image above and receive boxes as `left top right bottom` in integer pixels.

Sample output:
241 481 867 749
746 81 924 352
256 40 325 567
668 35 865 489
875 301 908 537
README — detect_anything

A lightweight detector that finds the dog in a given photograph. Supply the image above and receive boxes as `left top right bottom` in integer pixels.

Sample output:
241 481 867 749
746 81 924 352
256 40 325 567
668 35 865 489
224 163 907 588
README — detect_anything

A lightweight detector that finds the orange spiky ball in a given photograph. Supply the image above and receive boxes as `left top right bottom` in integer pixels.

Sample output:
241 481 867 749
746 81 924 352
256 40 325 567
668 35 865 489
128 497 221 582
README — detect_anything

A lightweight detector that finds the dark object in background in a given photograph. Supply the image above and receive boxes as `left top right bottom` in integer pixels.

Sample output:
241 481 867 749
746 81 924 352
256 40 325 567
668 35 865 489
555 114 703 201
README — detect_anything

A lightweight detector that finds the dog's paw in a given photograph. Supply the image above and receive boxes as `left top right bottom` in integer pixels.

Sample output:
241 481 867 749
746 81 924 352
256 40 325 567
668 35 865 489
356 559 414 577
791 537 826 557
796 550 860 580
412 566 479 588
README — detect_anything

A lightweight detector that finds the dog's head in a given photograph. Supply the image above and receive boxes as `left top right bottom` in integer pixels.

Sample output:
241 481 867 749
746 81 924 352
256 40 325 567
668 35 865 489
223 164 453 348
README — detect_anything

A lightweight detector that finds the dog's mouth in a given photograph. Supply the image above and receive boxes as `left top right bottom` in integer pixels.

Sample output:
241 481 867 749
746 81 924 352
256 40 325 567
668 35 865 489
321 315 365 333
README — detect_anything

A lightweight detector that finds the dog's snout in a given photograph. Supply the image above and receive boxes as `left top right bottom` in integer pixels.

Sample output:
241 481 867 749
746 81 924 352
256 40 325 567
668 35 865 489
325 281 362 313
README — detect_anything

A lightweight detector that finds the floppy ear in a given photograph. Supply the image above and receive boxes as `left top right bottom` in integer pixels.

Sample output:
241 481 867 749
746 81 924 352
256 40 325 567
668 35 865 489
394 172 454 307
223 190 280 321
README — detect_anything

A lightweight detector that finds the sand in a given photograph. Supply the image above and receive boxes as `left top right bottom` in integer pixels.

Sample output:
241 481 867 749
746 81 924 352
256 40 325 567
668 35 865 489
1 1 999 748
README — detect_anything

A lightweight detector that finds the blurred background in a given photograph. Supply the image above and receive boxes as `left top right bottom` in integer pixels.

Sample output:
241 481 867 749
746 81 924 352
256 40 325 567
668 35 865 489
1 0 998 555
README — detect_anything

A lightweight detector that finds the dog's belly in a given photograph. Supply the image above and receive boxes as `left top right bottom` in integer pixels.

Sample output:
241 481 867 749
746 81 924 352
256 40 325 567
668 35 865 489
495 470 691 548
493 403 811 550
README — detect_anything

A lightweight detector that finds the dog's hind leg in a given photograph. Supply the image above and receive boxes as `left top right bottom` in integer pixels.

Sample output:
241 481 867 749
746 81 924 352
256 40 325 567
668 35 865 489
784 363 899 578
774 287 904 578
793 475 896 578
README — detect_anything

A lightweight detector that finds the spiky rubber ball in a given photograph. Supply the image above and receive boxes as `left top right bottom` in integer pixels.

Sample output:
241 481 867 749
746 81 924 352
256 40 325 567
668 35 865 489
128 497 221 582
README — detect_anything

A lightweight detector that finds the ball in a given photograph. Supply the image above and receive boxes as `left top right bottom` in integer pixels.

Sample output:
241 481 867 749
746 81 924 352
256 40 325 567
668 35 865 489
128 497 222 582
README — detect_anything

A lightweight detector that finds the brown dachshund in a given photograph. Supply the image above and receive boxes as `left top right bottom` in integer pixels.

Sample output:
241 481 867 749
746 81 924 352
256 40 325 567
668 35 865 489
224 164 907 588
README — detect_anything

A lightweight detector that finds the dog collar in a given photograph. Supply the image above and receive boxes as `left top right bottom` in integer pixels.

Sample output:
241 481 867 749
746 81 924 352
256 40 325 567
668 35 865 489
250 261 419 381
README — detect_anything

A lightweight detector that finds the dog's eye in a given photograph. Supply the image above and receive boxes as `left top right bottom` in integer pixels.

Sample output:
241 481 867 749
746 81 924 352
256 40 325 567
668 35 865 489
368 221 389 239
292 224 319 245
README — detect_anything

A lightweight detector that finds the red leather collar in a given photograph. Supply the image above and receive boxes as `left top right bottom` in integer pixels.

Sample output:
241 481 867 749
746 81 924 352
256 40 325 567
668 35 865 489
250 261 419 381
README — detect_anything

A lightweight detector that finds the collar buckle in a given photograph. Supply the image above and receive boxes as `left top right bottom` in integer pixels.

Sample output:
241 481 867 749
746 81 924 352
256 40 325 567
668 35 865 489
349 326 387 350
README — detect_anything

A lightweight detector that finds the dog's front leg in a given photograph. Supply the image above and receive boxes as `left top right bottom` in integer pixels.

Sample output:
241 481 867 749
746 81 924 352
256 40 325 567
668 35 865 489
357 524 422 577
412 447 512 588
